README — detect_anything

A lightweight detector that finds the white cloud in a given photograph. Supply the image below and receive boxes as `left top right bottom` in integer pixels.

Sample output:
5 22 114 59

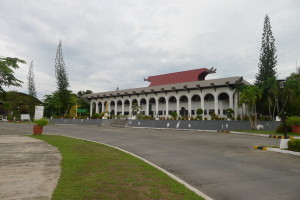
1 0 300 99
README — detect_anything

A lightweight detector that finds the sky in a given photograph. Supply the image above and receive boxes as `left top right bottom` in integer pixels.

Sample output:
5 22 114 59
1 0 300 100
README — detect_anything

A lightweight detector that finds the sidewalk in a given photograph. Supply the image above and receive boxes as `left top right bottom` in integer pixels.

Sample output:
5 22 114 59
0 135 61 200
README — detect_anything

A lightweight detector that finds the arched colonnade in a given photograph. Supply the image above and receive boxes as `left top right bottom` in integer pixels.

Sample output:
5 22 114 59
90 88 242 119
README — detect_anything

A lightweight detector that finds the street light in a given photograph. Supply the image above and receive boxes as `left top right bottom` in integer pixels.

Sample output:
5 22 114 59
277 79 287 139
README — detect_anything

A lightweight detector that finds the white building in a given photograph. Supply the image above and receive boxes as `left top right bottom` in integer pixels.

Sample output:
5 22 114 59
85 68 250 119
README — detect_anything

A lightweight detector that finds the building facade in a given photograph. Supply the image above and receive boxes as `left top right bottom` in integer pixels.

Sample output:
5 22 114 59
84 68 250 119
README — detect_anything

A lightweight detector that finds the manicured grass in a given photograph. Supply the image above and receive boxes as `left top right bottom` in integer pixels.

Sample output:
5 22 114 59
31 135 204 200
235 130 300 136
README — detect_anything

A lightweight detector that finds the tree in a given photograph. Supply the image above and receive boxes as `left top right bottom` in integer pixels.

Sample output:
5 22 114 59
285 69 300 115
254 15 278 115
131 102 142 116
54 40 71 115
238 85 262 130
0 57 25 93
27 61 37 97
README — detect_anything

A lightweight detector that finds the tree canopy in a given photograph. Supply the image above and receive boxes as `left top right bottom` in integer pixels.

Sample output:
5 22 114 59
0 57 25 93
254 15 278 116
27 61 37 97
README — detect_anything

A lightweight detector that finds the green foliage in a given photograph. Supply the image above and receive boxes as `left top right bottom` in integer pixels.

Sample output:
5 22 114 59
255 15 277 87
91 113 100 119
276 123 292 133
196 108 203 115
225 108 234 119
0 57 25 93
171 111 178 120
288 139 300 152
131 102 142 116
254 15 278 115
285 71 300 115
286 116 300 126
27 61 37 97
54 41 71 114
196 116 203 120
34 118 49 127
0 91 42 118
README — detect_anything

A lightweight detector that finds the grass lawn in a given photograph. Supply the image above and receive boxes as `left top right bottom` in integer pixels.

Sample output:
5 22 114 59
235 130 300 136
31 135 204 200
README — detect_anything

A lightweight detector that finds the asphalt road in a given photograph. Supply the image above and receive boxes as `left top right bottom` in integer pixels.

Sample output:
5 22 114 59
1 123 300 200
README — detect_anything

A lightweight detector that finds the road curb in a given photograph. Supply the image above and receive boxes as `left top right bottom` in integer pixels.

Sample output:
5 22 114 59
269 135 294 139
65 136 214 200
253 145 268 150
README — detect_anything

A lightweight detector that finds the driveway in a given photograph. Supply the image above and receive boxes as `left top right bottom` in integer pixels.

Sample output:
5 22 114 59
1 123 300 200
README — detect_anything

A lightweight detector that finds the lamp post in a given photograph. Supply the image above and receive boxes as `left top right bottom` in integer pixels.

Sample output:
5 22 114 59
277 79 287 139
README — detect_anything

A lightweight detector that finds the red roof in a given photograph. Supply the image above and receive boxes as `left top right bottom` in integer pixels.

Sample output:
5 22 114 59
145 68 215 87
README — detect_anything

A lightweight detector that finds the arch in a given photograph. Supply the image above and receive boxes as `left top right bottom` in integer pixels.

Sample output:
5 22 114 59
124 99 130 115
218 92 230 116
191 94 201 116
117 100 122 115
168 96 177 116
91 101 97 115
103 101 109 112
140 98 147 115
179 95 188 116
158 96 166 116
131 99 139 116
110 100 116 115
204 93 215 115
98 101 103 113
149 97 156 116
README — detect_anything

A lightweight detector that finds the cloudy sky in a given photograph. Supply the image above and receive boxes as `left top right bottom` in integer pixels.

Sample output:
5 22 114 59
1 0 299 100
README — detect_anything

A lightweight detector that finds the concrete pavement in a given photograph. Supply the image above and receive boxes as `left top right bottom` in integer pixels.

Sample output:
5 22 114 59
0 126 61 200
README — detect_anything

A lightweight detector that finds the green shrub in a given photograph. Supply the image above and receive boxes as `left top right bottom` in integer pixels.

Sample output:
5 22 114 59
276 124 292 133
286 116 300 126
288 139 300 152
34 118 49 127
91 113 100 119
236 114 241 121
171 111 178 120
243 115 250 121
196 108 203 115
196 116 203 120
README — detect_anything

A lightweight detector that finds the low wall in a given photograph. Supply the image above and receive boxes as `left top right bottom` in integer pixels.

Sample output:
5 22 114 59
50 119 102 125
50 118 281 131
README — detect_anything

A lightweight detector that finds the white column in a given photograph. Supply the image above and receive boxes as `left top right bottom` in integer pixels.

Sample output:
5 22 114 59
229 92 233 109
146 99 149 115
200 94 205 117
166 99 169 117
90 101 93 117
102 101 105 113
137 99 141 114
176 97 180 116
155 98 158 116
108 101 111 114
96 101 99 114
129 100 132 115
115 102 117 116
214 94 218 115
121 100 124 115
188 96 191 118
234 93 238 120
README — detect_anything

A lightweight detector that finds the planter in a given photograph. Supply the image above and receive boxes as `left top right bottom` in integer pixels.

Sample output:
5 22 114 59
292 125 300 134
33 125 43 135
